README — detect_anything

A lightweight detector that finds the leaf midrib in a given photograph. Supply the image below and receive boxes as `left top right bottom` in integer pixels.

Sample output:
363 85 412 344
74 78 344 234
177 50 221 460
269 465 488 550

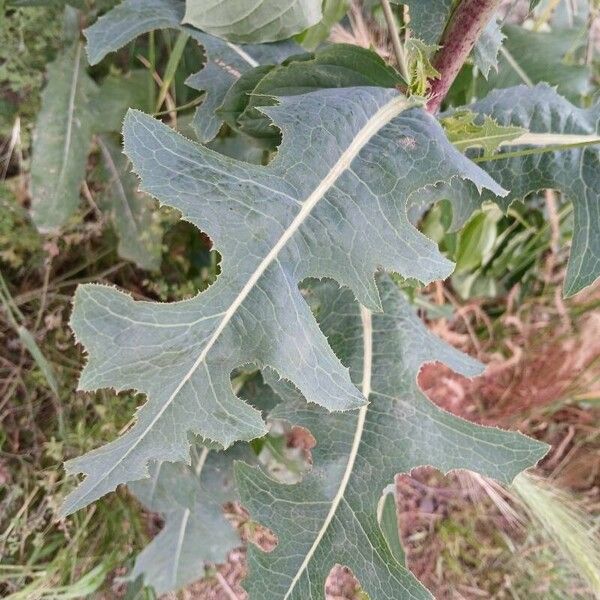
282 305 373 599
57 43 83 192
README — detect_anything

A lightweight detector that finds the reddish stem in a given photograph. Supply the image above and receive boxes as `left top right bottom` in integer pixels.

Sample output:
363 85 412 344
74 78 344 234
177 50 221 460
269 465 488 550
426 0 502 113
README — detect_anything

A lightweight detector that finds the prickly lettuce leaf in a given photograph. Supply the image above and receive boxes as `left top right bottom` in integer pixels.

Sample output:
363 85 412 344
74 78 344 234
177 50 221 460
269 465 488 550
128 446 247 594
30 42 98 232
237 276 548 599
63 86 504 515
185 35 300 142
466 84 600 296
183 0 322 43
473 18 505 78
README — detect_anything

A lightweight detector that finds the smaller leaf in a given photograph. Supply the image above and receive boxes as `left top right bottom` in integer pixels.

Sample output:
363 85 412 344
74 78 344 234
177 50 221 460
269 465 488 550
30 42 98 232
405 38 439 96
220 44 403 142
453 206 502 274
92 70 153 134
128 445 249 594
441 110 526 157
473 19 505 79
17 326 60 397
482 25 591 101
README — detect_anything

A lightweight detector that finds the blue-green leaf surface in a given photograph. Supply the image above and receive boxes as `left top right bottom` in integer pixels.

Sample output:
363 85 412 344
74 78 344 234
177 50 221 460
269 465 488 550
63 86 504 515
183 0 322 44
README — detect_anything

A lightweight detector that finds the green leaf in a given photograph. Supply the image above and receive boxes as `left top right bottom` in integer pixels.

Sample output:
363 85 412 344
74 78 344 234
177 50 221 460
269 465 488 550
186 37 300 142
182 0 322 43
96 135 163 271
84 0 300 142
220 44 403 141
453 206 502 274
63 86 504 515
17 325 60 397
481 25 590 101
84 0 184 65
128 446 246 594
392 0 503 76
30 42 98 232
378 488 405 566
236 276 548 599
441 109 526 157
295 0 349 50
465 84 600 296
92 70 153 134
473 18 504 79
405 38 439 96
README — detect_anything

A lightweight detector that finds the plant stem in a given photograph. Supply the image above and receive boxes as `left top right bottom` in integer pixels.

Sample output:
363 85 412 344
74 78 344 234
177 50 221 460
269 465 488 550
380 0 410 85
426 0 502 113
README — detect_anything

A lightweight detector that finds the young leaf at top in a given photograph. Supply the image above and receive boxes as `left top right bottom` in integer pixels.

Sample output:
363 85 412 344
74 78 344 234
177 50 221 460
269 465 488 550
464 84 600 296
84 0 300 142
30 42 98 232
128 445 248 594
63 86 505 516
237 276 548 599
96 135 163 271
182 0 322 44
392 0 504 78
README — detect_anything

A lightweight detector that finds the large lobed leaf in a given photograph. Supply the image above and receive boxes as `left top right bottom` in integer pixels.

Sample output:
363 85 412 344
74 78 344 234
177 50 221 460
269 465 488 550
237 276 548 599
30 42 98 232
466 84 600 296
183 0 322 44
63 86 505 515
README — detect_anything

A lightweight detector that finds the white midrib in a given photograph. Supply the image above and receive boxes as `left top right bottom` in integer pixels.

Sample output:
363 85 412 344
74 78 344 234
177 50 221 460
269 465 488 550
282 305 373 599
502 132 600 147
171 508 190 588
226 41 259 68
58 42 82 190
